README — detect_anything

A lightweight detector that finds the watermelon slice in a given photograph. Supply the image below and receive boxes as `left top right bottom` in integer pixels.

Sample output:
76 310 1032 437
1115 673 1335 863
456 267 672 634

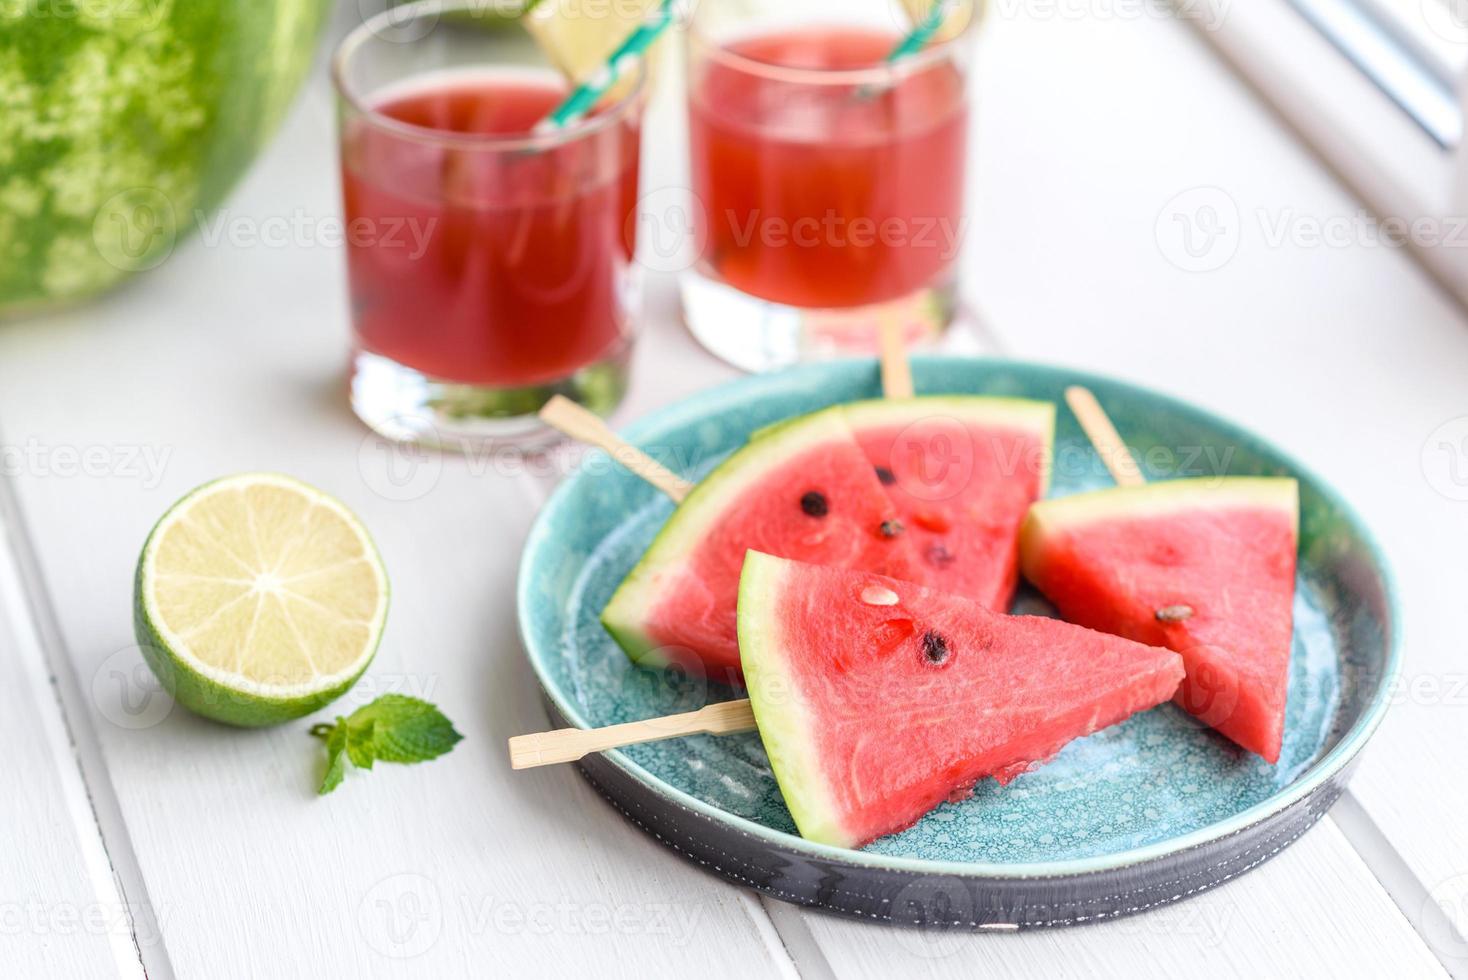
842 397 1054 609
1018 478 1299 763
737 552 1186 849
602 408 924 684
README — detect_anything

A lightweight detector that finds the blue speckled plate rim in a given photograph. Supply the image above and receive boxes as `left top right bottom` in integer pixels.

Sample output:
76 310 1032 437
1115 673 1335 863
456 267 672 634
516 356 1401 880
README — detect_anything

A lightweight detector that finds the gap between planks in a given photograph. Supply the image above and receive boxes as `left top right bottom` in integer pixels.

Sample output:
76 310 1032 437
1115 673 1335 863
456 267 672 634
0 463 169 980
973 300 1458 966
1328 794 1468 979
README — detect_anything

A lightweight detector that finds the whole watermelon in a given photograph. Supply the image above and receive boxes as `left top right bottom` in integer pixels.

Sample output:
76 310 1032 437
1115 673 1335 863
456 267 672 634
0 0 333 314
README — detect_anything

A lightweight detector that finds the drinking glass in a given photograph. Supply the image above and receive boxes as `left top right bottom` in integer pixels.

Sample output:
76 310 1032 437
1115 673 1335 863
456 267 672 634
682 0 978 372
334 1 646 450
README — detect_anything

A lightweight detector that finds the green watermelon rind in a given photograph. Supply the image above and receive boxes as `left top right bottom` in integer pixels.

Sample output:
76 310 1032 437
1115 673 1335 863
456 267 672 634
736 550 850 847
600 406 858 669
839 395 1057 495
1020 477 1300 571
752 397 1056 489
1018 476 1300 762
603 396 1057 668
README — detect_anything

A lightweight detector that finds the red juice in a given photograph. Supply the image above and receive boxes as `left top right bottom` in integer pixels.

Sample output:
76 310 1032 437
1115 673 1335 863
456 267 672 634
341 71 641 387
689 27 968 310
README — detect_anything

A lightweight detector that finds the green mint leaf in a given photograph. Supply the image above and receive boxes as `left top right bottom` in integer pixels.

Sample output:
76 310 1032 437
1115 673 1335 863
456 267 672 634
318 722 348 795
309 697 462 796
348 694 463 764
345 720 377 770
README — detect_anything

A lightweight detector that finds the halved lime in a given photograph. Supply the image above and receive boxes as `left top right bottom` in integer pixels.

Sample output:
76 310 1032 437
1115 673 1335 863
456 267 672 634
134 473 389 727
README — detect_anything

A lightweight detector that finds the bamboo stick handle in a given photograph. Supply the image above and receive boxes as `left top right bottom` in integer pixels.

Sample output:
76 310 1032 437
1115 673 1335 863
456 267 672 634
879 315 915 399
539 395 694 503
1064 386 1146 488
509 700 757 769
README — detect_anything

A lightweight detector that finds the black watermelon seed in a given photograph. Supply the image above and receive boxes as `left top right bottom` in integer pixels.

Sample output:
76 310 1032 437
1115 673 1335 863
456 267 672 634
921 630 951 665
874 466 896 485
925 543 955 567
800 491 829 517
880 520 905 538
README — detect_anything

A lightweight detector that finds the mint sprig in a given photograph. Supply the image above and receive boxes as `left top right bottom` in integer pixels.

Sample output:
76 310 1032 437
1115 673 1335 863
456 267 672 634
309 695 463 795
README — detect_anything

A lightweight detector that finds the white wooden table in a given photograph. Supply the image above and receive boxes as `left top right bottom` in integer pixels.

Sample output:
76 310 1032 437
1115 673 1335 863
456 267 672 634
5 8 1467 979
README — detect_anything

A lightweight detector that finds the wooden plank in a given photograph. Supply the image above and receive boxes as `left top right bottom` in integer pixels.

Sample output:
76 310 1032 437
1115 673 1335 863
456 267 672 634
0 7 1453 978
0 78 791 980
0 506 136 979
958 4 1468 967
800 822 1446 979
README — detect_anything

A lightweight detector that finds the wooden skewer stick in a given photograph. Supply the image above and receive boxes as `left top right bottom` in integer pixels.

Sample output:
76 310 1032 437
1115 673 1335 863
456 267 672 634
514 389 1150 770
1064 386 1146 489
517 346 924 771
509 700 757 769
539 395 694 503
516 397 735 768
516 387 1148 769
878 314 915 399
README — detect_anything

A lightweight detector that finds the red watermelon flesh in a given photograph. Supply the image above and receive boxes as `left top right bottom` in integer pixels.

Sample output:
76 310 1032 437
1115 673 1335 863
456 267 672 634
602 408 924 684
737 552 1185 849
843 398 1054 609
1019 478 1298 763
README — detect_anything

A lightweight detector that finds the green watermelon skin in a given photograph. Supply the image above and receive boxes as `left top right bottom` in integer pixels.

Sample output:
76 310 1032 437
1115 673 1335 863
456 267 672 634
1019 478 1298 763
738 552 1185 850
0 0 332 313
842 397 1054 609
601 407 923 684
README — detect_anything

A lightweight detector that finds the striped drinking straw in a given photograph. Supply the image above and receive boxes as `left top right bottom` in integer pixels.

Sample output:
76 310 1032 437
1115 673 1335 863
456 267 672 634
533 0 961 134
885 0 961 63
534 0 678 134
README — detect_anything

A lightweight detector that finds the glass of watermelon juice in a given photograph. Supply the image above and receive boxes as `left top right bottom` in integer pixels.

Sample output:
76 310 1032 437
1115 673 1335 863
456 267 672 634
681 0 978 372
333 3 645 450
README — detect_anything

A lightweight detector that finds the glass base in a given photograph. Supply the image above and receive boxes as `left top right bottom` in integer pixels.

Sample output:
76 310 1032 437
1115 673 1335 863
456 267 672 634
680 266 958 373
350 345 631 452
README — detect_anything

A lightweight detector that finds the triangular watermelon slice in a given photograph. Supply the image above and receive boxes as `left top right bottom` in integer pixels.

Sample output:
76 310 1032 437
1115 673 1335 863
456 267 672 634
1018 478 1299 763
842 397 1054 609
602 408 925 684
737 552 1185 849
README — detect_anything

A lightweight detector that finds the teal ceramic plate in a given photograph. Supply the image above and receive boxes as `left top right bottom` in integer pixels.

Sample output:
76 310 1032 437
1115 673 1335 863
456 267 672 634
517 358 1397 928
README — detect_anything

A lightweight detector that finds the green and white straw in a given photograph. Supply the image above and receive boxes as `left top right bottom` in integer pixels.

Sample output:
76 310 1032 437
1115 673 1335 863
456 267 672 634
886 0 960 62
855 0 961 101
534 0 677 134
533 0 960 133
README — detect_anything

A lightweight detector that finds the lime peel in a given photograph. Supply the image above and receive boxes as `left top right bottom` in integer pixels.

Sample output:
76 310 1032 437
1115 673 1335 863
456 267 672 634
133 473 389 728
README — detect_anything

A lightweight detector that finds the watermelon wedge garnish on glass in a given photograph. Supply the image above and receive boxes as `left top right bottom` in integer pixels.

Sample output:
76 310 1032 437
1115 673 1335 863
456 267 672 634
601 407 925 684
737 552 1185 849
1019 478 1299 763
843 397 1054 609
